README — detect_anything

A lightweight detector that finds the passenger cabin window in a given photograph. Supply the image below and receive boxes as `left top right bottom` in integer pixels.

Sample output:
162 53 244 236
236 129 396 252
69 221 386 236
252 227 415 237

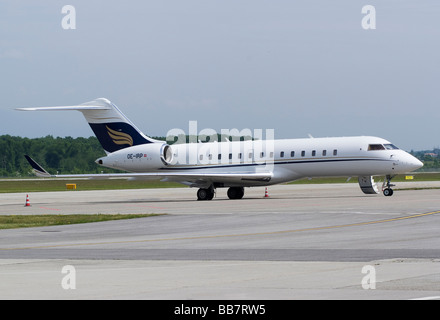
280 151 285 158
312 150 316 157
291 151 295 157
333 149 337 156
301 151 305 157
322 150 327 156
368 144 386 151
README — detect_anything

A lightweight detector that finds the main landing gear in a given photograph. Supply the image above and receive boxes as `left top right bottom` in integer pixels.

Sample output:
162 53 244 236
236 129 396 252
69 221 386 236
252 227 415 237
197 186 245 200
226 187 244 200
197 187 215 201
382 174 396 197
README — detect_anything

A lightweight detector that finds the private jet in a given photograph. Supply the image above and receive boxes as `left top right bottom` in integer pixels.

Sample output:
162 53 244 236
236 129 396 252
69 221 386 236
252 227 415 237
18 98 423 200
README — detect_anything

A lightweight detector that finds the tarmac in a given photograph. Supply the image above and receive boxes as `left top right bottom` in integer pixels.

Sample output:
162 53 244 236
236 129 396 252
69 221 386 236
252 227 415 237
0 182 439 300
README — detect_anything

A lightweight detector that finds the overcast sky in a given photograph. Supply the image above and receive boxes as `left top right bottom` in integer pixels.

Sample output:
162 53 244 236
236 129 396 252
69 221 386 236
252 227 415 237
1 1 439 150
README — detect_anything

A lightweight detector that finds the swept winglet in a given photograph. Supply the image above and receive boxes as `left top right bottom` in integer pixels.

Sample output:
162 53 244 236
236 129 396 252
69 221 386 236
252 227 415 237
24 155 51 178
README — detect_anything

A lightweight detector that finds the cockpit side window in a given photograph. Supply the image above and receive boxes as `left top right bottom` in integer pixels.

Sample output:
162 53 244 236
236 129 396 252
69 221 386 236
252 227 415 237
368 144 385 151
384 144 399 150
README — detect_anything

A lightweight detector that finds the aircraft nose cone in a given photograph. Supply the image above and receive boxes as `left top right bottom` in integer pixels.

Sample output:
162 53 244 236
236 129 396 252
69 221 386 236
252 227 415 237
412 158 424 170
405 156 423 171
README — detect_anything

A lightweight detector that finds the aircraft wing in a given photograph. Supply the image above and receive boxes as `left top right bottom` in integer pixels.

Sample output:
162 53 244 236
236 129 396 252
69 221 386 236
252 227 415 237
24 155 272 187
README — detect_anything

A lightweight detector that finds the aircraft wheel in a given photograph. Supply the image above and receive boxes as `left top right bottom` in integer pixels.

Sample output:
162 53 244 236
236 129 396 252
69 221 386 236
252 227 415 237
206 189 214 200
383 188 394 196
197 188 214 200
227 187 244 200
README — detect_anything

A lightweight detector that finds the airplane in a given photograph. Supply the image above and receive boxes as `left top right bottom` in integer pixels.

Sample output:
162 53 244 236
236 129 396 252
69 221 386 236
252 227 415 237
17 98 423 200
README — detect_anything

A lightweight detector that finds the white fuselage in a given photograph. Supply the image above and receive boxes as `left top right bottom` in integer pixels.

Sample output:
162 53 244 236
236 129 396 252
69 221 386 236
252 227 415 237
99 135 422 187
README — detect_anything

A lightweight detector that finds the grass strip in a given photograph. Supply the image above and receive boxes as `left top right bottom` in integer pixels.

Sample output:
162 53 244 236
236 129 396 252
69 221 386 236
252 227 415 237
0 179 183 193
0 214 161 230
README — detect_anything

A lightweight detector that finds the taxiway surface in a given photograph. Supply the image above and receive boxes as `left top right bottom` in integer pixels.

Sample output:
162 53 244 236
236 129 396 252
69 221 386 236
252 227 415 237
1 182 439 299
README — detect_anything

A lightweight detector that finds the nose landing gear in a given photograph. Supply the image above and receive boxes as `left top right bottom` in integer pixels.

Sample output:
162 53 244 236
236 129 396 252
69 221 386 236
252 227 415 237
382 174 396 196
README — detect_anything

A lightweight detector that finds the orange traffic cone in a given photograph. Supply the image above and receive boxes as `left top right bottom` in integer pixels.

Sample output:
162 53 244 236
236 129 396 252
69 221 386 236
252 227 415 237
24 194 31 207
264 187 269 198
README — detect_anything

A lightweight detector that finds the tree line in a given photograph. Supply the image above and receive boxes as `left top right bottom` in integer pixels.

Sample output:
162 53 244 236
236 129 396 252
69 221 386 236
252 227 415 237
0 135 117 177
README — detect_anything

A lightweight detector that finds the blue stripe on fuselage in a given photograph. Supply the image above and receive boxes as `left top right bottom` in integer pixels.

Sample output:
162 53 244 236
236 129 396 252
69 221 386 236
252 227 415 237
158 158 390 170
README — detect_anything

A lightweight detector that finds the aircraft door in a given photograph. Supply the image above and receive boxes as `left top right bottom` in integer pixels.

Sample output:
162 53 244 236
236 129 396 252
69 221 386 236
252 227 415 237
390 154 399 169
358 176 380 194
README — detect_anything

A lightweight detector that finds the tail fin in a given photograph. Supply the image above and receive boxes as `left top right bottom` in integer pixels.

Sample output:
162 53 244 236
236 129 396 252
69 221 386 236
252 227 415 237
17 98 158 153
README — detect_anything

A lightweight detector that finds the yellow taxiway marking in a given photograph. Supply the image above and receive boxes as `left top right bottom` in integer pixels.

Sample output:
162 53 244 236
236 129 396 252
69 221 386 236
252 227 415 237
1 210 440 251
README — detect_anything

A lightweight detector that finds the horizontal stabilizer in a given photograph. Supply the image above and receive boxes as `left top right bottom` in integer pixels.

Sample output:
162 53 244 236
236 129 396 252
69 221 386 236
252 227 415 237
16 106 110 111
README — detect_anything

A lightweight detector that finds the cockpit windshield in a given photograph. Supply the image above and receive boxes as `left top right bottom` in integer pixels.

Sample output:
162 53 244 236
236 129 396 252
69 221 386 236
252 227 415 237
368 144 399 151
384 144 399 150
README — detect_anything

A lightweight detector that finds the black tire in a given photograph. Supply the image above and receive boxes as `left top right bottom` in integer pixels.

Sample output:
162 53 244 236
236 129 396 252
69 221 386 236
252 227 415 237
197 188 208 200
383 188 393 196
197 188 214 200
227 187 244 199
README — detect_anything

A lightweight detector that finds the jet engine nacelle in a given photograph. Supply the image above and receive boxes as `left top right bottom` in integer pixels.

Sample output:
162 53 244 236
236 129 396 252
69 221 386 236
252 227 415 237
358 176 379 194
96 143 173 172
